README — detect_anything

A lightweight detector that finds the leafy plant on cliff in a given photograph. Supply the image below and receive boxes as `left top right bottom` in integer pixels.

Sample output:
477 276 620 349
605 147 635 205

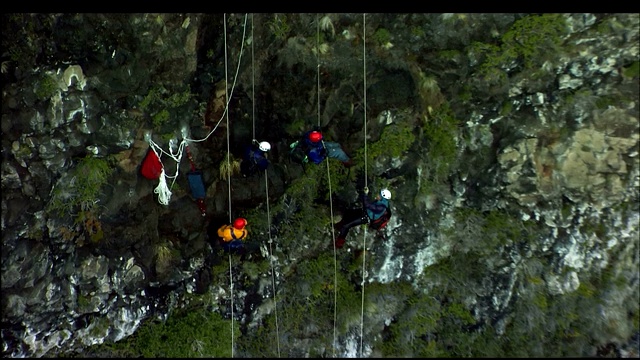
268 14 290 40
47 155 113 244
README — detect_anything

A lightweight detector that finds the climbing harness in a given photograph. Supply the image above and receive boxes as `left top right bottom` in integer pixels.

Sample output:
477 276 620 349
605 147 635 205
369 206 392 231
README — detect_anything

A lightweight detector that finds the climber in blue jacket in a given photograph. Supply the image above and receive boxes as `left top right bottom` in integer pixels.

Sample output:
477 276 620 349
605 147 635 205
241 140 271 177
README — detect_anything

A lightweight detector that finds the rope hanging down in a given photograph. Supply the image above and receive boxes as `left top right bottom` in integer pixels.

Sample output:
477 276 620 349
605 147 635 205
250 13 281 357
359 13 368 358
224 13 237 359
315 14 339 357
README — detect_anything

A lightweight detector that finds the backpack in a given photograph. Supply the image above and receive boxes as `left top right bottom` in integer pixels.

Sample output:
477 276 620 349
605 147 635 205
369 206 391 231
140 148 163 180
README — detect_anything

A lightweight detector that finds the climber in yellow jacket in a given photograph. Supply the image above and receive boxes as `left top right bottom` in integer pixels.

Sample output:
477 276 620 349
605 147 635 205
217 217 248 254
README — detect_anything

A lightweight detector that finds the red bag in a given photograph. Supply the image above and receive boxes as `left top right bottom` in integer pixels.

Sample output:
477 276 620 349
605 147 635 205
141 148 163 180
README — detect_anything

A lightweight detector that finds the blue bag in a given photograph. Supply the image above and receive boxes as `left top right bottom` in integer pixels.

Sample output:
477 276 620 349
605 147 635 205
187 170 205 199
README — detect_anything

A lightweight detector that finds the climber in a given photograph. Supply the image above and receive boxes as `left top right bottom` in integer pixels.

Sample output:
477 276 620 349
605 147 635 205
218 217 248 254
289 129 352 167
334 187 391 249
241 140 271 177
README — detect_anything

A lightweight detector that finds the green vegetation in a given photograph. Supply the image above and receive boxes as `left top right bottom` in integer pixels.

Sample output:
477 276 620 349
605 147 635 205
47 155 113 244
410 26 425 38
89 308 238 357
48 155 113 216
34 72 59 100
355 117 416 164
268 14 290 40
372 28 391 46
468 14 568 92
622 61 640 78
421 103 460 185
139 86 192 129
501 14 568 69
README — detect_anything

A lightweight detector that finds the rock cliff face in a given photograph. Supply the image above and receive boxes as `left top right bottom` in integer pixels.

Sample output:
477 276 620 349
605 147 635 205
2 13 638 358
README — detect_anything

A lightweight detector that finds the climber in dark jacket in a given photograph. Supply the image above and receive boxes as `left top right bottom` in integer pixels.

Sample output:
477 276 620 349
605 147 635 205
240 140 271 177
289 130 352 167
334 187 391 248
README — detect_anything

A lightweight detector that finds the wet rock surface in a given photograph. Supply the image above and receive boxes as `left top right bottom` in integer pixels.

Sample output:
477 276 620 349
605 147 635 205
1 13 638 357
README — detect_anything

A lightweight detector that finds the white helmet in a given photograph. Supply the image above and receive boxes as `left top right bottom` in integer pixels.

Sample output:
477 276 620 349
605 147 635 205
258 141 271 152
380 189 391 200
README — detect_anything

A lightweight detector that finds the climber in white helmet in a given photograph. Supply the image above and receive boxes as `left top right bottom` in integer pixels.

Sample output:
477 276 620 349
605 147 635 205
333 186 392 248
241 139 271 177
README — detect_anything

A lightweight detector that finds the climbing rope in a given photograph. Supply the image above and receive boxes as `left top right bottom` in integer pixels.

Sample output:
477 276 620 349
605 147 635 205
315 14 339 357
265 160 281 357
223 13 252 359
251 14 281 357
359 13 368 358
223 13 236 359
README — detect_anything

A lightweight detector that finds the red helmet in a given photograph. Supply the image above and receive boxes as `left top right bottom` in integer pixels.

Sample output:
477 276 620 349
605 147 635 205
233 217 247 229
308 131 323 143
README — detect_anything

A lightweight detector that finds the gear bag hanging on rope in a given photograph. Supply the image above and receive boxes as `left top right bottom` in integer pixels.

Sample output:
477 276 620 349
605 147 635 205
140 147 163 180
185 144 207 216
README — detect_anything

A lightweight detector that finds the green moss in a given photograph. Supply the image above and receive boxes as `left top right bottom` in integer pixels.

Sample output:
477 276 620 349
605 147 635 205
359 120 415 162
14 143 33 158
410 26 425 38
34 72 59 100
622 61 640 78
500 14 568 69
372 28 391 45
77 294 90 308
166 90 191 108
139 86 193 130
500 100 513 116
444 302 475 325
152 109 170 127
595 95 619 109
469 14 568 83
575 282 596 298
438 49 461 61
89 317 111 338
422 103 460 182
527 276 545 285
533 292 548 309
459 87 472 102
